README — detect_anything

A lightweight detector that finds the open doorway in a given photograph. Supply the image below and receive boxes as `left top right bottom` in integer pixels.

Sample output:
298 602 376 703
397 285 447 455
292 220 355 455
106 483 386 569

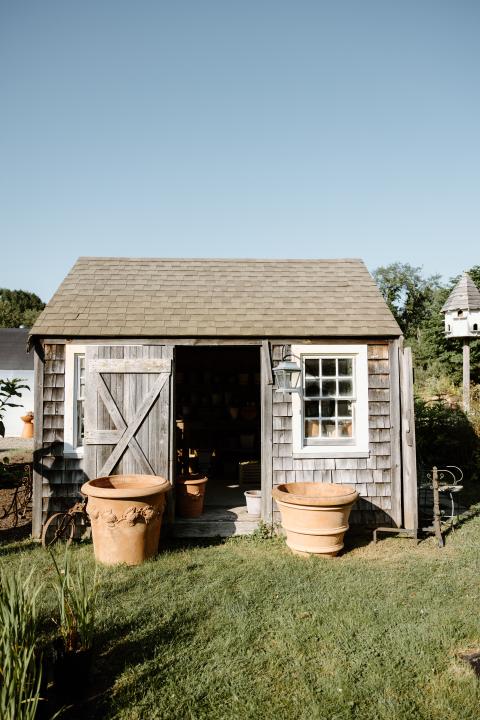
175 346 261 513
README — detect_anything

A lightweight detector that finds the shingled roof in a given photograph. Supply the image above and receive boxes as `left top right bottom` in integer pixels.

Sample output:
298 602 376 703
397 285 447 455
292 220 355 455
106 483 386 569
0 329 34 370
29 257 401 339
441 272 480 313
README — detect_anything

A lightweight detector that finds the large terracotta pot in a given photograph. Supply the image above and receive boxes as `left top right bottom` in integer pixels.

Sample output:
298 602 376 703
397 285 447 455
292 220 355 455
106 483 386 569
81 474 170 566
272 482 358 557
176 474 208 518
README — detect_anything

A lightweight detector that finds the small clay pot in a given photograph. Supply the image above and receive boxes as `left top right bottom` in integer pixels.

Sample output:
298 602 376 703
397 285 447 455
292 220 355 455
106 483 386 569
244 490 261 516
228 406 239 420
240 406 257 421
176 474 208 518
21 413 34 439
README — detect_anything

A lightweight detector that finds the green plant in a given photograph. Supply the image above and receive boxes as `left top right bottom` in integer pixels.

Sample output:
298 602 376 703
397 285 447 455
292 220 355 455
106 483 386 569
50 549 97 652
0 378 30 438
249 520 277 540
414 397 480 481
0 569 42 720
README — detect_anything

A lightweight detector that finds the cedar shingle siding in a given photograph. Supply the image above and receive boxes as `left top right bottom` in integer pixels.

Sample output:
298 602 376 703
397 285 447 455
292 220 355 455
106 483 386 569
271 343 399 527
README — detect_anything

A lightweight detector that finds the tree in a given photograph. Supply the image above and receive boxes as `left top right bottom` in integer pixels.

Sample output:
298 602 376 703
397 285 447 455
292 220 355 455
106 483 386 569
372 263 442 339
0 289 45 328
373 263 480 387
0 378 30 437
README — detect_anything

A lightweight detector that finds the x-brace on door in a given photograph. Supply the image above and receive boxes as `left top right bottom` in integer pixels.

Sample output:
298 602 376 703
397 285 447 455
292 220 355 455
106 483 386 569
84 345 173 481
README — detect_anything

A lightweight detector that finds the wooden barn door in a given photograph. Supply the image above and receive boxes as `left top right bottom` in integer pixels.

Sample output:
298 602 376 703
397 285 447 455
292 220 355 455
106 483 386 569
84 345 173 481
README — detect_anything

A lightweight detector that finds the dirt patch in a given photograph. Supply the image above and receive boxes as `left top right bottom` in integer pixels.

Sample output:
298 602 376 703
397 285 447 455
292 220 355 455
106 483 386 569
0 443 33 542
0 436 34 464
459 650 480 677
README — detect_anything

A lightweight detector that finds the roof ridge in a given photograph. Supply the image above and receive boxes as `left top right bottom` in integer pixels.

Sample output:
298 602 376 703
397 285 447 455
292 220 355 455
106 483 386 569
76 256 366 263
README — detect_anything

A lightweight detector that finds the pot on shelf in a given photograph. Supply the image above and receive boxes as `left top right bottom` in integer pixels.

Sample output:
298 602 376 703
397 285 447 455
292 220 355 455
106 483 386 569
176 474 208 518
81 474 170 566
272 482 358 557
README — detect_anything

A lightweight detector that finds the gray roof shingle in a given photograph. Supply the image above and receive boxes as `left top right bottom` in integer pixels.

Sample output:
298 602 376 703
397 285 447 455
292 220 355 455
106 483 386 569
441 272 480 312
0 328 34 370
29 257 401 338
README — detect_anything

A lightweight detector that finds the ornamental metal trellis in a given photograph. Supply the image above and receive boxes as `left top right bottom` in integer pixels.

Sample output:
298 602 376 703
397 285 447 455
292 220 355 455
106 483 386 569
419 465 464 548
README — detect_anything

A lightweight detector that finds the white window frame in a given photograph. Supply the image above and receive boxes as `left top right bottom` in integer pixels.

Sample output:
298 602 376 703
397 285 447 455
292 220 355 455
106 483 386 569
291 344 369 458
64 344 86 458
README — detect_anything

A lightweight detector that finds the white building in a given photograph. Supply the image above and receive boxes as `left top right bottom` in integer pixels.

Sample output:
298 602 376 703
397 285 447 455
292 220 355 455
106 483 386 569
0 328 35 437
441 272 480 338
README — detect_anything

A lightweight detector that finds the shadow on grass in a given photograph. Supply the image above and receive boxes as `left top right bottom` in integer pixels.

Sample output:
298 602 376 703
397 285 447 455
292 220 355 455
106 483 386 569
59 608 198 719
0 535 37 556
162 535 228 553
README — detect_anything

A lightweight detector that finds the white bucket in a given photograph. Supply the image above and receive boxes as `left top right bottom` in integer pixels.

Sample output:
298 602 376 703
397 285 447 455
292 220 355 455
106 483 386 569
244 490 262 517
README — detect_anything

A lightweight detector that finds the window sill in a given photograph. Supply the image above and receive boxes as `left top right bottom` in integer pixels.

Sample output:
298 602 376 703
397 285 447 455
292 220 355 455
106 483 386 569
63 449 84 459
293 449 370 459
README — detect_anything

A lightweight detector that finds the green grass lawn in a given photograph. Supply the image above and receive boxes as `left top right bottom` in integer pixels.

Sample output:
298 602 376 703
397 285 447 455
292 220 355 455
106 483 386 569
2 521 480 720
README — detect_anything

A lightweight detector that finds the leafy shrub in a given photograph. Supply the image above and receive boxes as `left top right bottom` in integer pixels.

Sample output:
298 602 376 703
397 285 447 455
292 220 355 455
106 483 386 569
0 378 30 438
415 398 480 482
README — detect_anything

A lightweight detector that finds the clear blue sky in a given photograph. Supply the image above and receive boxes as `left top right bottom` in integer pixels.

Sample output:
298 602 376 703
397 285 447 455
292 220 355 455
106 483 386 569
1 0 479 302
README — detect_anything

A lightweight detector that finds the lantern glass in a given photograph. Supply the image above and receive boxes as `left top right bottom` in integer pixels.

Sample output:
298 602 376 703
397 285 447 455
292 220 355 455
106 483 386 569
273 359 301 393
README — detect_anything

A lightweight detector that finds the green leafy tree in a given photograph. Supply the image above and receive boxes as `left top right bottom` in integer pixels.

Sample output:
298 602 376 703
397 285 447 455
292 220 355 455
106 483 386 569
373 263 480 386
412 267 480 386
0 379 30 437
372 263 442 339
0 289 45 328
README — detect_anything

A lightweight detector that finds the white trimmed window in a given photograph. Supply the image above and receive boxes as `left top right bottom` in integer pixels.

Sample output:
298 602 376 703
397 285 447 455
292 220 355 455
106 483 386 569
64 345 86 457
291 344 369 458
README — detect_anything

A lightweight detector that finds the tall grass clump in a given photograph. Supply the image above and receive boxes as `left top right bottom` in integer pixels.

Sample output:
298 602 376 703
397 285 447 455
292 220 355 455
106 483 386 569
0 569 42 720
50 550 97 652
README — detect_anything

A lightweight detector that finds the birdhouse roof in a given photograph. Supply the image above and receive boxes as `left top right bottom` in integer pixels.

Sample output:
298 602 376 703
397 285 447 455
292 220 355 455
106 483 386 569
441 272 480 313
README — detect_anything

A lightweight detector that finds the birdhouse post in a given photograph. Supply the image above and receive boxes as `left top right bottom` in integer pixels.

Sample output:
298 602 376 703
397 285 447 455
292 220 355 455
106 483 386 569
441 272 480 413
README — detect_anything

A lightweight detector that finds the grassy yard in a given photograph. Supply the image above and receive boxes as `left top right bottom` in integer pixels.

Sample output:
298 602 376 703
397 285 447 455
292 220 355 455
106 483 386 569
1 521 480 720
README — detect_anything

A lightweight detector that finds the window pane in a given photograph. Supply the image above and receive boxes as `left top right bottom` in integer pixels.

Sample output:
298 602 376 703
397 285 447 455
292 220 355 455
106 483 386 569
305 359 319 378
76 400 84 447
321 358 336 376
305 379 320 396
338 358 352 376
321 420 336 437
338 420 353 438
305 419 319 438
321 400 335 417
321 380 336 397
305 400 319 418
338 380 353 396
337 400 352 417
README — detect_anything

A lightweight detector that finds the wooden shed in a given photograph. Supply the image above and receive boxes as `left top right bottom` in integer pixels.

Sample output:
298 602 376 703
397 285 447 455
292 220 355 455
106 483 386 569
28 257 417 539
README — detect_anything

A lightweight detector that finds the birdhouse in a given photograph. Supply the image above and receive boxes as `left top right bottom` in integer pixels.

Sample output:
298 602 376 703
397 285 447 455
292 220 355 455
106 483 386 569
441 272 480 338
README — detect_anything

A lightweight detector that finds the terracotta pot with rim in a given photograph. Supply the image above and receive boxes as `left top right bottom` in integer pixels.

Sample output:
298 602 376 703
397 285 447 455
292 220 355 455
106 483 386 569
176 474 208 518
272 482 358 557
81 474 170 566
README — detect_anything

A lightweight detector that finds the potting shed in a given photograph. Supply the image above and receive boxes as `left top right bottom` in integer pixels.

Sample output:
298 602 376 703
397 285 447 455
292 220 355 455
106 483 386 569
28 257 418 539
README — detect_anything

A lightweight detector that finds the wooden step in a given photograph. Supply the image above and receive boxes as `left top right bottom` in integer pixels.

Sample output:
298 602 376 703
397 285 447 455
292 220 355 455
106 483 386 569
171 505 260 538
